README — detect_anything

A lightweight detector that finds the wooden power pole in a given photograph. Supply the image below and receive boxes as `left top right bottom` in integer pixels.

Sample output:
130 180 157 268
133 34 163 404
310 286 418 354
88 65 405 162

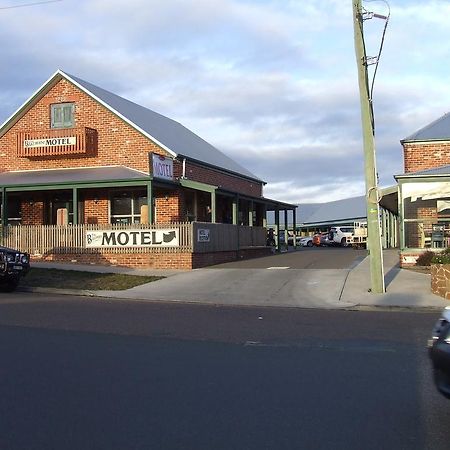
352 0 385 293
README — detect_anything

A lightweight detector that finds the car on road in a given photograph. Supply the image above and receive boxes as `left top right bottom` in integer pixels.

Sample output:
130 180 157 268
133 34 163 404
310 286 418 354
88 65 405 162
313 232 332 247
298 236 313 247
329 226 354 247
0 245 30 292
429 306 450 398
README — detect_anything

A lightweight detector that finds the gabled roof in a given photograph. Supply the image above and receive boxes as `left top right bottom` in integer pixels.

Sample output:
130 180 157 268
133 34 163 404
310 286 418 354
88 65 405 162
300 195 367 225
0 70 262 183
401 112 450 143
395 164 450 179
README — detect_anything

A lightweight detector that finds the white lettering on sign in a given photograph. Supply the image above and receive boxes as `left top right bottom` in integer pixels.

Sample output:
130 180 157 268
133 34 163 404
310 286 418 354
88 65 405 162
152 154 173 181
86 229 179 248
24 137 77 148
197 229 210 242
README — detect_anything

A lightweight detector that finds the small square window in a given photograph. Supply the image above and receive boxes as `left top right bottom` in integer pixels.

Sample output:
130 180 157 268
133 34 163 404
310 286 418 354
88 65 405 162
51 103 74 128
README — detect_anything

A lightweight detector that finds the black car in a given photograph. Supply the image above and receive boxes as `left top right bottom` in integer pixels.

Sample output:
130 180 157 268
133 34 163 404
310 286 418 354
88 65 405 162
0 245 30 292
429 307 450 398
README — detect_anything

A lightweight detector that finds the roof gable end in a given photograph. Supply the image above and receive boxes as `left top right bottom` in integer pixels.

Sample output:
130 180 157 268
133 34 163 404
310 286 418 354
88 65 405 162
0 70 262 183
402 112 450 143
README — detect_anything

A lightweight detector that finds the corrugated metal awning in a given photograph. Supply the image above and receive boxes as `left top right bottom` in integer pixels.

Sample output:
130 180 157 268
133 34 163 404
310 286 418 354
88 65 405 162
0 166 149 189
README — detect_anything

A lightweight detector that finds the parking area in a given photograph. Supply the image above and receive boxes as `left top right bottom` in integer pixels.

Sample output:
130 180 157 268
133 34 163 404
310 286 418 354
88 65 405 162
208 247 368 270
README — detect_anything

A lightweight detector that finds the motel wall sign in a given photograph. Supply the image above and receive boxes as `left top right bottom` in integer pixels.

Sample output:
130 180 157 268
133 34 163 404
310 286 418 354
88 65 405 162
151 153 174 181
86 228 179 248
24 137 77 148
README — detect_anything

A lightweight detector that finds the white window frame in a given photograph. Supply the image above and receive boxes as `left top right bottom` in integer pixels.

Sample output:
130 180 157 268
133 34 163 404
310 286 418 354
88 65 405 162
51 103 74 129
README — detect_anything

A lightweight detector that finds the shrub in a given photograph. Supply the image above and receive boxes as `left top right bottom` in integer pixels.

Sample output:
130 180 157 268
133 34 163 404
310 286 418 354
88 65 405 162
432 249 450 265
416 250 435 266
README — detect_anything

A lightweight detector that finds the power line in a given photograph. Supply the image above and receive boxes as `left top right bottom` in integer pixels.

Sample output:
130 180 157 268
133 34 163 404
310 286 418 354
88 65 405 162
0 0 62 10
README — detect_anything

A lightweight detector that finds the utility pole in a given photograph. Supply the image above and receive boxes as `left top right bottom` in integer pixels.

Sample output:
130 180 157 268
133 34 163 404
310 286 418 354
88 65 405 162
352 0 385 293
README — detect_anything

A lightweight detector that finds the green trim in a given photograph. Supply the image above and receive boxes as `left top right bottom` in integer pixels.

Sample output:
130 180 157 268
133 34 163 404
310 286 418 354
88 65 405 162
147 181 153 224
395 174 450 181
275 207 280 252
3 179 150 192
211 192 216 223
180 178 216 193
1 187 5 231
72 187 78 224
232 196 238 225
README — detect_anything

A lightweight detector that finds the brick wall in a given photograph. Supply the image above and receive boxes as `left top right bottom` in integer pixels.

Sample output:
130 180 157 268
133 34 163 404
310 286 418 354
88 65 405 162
183 161 263 197
1 77 264 201
155 191 182 223
403 141 450 173
22 200 44 225
0 78 169 173
32 247 272 269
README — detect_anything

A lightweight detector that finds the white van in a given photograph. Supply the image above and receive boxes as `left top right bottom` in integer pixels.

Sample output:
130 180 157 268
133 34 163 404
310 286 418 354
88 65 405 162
328 226 354 247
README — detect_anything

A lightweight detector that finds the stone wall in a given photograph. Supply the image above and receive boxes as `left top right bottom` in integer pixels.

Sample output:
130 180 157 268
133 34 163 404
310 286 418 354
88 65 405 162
431 263 450 300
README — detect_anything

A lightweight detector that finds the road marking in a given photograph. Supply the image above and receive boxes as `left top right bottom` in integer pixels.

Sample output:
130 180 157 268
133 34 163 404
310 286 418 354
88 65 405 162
267 266 290 270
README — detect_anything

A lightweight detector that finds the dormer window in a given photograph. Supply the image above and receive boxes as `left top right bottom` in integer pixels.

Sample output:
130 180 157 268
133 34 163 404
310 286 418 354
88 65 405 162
51 103 74 128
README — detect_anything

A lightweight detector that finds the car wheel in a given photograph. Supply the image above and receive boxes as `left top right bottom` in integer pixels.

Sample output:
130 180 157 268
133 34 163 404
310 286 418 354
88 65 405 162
341 237 348 247
307 241 313 247
433 368 450 399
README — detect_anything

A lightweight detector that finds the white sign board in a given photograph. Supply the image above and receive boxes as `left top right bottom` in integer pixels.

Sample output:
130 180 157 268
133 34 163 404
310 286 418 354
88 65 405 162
24 137 77 148
402 255 418 265
197 228 210 242
86 229 179 248
152 153 174 181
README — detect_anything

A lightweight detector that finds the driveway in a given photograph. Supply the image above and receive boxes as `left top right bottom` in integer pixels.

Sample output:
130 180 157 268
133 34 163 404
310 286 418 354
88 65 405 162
208 247 367 270
97 248 368 309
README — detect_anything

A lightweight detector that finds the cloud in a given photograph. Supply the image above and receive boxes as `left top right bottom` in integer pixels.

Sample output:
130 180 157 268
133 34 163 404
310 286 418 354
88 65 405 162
0 0 448 204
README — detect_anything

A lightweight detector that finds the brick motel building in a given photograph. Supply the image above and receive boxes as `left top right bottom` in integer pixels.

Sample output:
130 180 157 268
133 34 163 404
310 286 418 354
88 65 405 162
396 111 450 266
0 70 296 269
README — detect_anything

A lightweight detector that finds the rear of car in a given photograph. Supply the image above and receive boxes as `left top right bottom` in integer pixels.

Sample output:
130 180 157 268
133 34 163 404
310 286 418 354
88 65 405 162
329 226 354 247
429 307 450 398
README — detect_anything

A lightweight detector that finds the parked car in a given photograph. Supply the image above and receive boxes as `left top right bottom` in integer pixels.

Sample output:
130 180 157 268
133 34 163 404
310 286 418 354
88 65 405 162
320 233 334 246
313 232 331 246
328 226 354 247
0 245 30 292
429 306 450 398
299 236 313 247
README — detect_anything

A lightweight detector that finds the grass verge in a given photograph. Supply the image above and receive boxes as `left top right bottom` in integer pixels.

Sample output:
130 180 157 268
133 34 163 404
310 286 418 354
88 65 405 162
20 268 165 291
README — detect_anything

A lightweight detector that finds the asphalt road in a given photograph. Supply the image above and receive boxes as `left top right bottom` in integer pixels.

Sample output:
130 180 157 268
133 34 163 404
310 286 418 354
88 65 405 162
0 294 449 450
209 246 368 269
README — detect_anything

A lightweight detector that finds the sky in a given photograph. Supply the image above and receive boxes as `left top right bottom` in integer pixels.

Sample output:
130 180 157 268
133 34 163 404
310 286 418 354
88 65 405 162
1 0 449 204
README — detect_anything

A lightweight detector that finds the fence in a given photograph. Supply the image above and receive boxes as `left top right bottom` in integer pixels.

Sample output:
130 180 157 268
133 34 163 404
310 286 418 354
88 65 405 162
192 223 266 252
0 222 267 256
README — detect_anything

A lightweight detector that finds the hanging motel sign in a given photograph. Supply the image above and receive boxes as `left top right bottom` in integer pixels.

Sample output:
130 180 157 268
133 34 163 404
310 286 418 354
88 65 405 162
150 153 174 181
24 136 77 148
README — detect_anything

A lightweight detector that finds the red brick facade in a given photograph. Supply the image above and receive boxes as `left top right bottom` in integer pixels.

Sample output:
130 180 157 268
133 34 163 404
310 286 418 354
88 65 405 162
0 77 264 226
1 78 261 195
403 141 450 173
0 73 274 269
400 137 450 265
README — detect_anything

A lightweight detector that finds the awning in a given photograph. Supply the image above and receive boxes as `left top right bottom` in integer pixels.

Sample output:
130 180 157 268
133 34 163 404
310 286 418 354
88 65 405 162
0 166 150 190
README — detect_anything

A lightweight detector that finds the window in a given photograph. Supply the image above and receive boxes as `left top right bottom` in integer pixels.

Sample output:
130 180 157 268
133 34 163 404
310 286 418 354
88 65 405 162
51 103 74 128
110 191 147 224
0 195 21 225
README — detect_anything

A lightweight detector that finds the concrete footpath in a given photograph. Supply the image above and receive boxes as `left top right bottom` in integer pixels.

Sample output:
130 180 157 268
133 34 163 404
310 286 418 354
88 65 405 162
29 250 448 310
